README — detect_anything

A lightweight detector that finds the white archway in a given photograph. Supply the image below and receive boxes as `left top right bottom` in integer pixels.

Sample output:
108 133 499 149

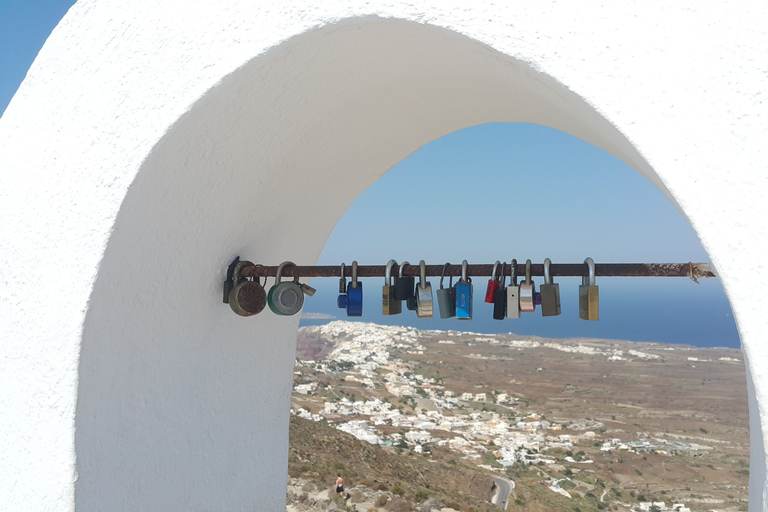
1 4 766 511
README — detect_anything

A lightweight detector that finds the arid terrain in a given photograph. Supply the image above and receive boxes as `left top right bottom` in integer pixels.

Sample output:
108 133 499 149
288 321 748 512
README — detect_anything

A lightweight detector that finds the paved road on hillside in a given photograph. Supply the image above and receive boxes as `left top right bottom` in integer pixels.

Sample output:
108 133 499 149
491 477 514 509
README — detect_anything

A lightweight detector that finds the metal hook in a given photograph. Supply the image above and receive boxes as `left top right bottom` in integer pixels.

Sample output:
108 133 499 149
511 259 517 285
584 257 596 286
385 260 397 284
351 261 359 288
440 263 450 289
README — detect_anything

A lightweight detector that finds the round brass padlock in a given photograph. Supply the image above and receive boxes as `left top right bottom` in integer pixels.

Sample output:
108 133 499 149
229 261 267 317
267 261 304 316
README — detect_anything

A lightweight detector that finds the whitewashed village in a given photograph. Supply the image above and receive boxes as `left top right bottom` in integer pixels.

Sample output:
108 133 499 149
286 321 736 512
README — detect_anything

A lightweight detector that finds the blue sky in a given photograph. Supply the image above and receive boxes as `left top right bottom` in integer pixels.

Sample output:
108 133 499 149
1 1 739 347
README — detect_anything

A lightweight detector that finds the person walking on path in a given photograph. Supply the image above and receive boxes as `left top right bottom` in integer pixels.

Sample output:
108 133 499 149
335 474 345 497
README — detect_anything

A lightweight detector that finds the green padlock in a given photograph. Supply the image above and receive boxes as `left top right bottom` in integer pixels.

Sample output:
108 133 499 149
268 261 305 316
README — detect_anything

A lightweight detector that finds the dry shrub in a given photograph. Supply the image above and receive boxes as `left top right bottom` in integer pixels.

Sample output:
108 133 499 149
385 497 413 512
359 478 375 488
377 483 389 491
375 495 389 507
287 465 308 478
444 503 461 511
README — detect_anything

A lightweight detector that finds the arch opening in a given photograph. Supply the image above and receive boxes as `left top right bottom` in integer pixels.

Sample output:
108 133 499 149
288 120 746 508
71 16 755 511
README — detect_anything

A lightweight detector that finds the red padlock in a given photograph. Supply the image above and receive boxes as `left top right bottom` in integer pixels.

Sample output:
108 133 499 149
484 261 501 303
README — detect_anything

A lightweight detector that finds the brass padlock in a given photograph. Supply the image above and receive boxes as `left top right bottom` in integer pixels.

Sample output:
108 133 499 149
382 259 402 315
228 261 267 316
540 258 561 317
579 257 599 321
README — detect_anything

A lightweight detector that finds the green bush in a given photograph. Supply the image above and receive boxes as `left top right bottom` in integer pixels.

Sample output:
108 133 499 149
414 490 428 502
392 485 405 496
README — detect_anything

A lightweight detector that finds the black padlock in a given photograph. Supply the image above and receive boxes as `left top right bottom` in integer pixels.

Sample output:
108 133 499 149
493 262 507 320
437 263 456 319
394 261 415 301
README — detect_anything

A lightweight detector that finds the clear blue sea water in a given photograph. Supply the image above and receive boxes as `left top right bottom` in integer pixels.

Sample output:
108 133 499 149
299 277 739 349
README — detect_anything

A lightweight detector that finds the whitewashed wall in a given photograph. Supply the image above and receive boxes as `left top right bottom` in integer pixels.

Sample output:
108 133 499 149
1 2 766 510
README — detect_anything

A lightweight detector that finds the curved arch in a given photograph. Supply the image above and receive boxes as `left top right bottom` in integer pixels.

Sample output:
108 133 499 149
1 6 766 512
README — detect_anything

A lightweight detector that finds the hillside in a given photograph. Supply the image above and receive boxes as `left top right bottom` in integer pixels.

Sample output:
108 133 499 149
288 321 749 512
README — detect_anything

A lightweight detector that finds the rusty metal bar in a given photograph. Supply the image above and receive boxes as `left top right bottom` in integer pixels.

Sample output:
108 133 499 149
240 262 715 279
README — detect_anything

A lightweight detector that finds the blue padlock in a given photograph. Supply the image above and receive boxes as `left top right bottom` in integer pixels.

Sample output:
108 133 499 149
455 259 473 320
337 261 363 316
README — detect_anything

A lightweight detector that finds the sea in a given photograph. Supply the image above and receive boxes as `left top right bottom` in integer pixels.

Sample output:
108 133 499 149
299 276 739 349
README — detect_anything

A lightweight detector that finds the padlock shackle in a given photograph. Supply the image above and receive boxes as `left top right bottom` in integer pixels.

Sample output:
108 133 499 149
419 260 427 287
499 262 506 287
399 261 411 278
385 259 397 283
440 262 450 289
584 257 596 286
525 259 532 285
491 261 500 281
544 258 552 285
351 260 359 288
275 261 296 284
461 260 468 282
510 258 517 285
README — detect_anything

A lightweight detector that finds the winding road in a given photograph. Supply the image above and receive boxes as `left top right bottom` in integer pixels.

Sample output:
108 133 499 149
491 477 514 510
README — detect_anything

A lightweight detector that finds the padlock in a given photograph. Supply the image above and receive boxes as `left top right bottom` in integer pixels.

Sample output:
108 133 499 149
506 259 521 319
338 263 347 294
493 262 507 320
437 263 456 319
415 260 434 318
579 257 599 321
268 261 305 316
540 258 561 317
519 259 536 312
455 260 473 320
299 282 317 296
382 259 402 315
223 256 240 303
228 260 267 316
394 261 415 301
347 261 363 316
484 261 501 303
337 262 348 310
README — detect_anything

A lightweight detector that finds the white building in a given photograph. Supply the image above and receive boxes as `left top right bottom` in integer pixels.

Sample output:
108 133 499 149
405 431 433 444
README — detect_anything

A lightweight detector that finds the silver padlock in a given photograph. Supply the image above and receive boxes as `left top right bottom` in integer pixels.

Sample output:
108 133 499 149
268 261 304 316
506 258 520 319
540 258 561 317
519 259 536 312
579 257 599 321
415 260 433 318
437 263 456 319
228 261 267 316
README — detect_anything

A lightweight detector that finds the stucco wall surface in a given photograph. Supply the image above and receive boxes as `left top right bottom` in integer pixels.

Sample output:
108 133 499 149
0 1 766 511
